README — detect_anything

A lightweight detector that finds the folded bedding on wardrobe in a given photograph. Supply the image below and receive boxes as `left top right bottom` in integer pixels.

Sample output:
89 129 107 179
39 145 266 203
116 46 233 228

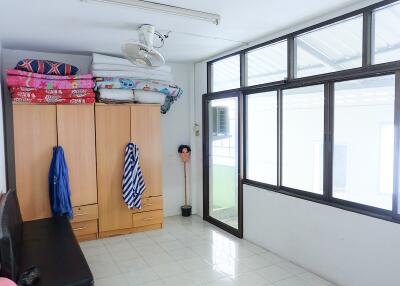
98 88 134 102
10 87 95 98
98 89 165 103
92 69 173 82
7 76 95 89
7 69 93 80
12 96 95 104
92 53 172 73
94 78 182 97
97 89 176 113
15 59 79 75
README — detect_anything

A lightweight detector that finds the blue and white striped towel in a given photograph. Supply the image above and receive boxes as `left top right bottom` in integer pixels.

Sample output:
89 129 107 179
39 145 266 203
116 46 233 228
122 142 146 208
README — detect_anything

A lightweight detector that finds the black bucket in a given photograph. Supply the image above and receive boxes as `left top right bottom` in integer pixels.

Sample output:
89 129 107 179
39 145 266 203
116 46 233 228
181 205 192 217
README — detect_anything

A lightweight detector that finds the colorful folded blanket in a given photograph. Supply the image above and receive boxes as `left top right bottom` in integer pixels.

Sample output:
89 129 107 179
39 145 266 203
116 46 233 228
7 69 92 80
15 59 79 75
12 97 95 104
10 87 95 98
94 78 182 97
7 76 94 90
97 88 176 114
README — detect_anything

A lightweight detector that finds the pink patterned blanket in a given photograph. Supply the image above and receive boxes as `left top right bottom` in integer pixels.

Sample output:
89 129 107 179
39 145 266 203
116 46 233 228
7 76 94 90
7 69 93 80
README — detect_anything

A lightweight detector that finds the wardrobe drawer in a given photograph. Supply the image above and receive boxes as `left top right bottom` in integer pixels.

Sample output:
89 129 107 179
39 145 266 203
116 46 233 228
71 204 98 223
132 196 163 213
71 220 98 237
132 210 163 228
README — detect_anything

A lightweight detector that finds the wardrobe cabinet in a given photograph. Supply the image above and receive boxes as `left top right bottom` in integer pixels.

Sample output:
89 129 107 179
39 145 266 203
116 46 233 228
13 104 99 241
13 104 57 221
96 105 133 233
56 105 97 207
130 105 162 198
96 103 163 238
12 102 162 241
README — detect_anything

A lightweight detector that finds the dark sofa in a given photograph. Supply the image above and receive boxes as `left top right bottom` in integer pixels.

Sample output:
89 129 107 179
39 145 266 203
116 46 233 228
0 190 93 286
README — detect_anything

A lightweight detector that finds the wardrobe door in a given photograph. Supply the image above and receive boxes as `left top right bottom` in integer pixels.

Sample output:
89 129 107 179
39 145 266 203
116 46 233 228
57 105 97 207
13 104 57 221
130 105 162 198
96 104 132 232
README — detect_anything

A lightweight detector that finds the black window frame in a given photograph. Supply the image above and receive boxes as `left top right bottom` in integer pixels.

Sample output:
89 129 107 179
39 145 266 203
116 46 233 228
205 0 400 224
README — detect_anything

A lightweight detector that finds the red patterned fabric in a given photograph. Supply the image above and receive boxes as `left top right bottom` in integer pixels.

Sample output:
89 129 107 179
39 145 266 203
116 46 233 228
10 87 95 98
12 96 95 104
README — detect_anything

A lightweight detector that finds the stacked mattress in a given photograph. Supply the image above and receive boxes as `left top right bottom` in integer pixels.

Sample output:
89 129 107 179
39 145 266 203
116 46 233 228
7 59 95 104
92 53 182 114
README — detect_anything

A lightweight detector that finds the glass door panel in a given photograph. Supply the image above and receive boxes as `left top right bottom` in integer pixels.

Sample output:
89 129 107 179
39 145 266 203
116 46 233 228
208 96 239 230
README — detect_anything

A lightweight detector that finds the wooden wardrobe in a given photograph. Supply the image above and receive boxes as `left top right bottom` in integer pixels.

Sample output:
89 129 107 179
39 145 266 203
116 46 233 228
95 103 163 238
12 102 163 241
13 104 98 241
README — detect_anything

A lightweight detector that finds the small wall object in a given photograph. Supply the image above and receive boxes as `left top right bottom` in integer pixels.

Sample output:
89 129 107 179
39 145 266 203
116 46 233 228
178 144 191 217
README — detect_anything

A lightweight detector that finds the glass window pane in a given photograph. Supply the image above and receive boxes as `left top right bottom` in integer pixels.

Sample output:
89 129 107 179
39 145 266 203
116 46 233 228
295 16 363 78
372 2 400 64
282 85 324 193
246 41 287 86
212 55 240 92
247 91 277 185
209 97 239 229
333 75 395 210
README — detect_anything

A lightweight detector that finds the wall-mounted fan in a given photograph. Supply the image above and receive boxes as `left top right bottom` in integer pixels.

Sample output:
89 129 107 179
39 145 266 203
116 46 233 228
121 24 166 67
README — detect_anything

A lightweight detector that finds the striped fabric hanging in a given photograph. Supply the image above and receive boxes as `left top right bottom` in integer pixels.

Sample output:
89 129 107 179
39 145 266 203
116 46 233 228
122 142 146 208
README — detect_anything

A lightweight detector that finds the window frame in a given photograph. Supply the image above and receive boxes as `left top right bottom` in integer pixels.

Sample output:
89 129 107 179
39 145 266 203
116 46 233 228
205 0 400 224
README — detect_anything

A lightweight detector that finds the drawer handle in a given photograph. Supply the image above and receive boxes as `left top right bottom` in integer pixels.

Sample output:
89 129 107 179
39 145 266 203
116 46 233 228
143 217 154 221
143 204 153 207
75 213 89 217
73 227 87 231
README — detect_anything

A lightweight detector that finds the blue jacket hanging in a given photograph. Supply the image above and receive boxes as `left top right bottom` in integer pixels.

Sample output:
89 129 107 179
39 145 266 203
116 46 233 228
122 142 146 208
48 146 73 219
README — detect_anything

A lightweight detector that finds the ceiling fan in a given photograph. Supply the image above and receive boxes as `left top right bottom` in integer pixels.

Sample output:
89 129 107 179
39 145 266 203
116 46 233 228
121 24 166 67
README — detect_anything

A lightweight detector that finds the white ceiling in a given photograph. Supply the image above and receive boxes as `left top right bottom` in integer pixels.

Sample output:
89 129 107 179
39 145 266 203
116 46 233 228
0 0 379 62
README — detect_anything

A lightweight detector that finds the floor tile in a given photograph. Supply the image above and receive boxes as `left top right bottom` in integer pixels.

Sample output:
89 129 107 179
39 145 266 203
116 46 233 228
277 262 307 275
297 272 333 286
85 215 336 286
95 274 127 286
230 271 266 286
273 276 311 286
256 265 293 283
124 267 160 286
90 260 120 279
114 256 149 273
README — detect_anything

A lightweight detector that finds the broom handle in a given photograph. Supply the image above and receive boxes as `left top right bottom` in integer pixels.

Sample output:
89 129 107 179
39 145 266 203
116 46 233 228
184 161 187 206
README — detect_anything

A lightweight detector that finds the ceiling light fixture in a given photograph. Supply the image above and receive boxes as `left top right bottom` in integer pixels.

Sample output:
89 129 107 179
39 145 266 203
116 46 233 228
81 0 221 25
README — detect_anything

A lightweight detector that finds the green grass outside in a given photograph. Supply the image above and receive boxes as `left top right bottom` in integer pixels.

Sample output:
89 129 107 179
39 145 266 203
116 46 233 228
211 164 236 210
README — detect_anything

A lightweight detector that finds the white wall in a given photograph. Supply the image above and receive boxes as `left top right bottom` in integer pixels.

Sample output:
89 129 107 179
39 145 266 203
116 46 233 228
244 185 400 286
1 49 193 216
191 1 400 286
0 42 6 193
162 63 194 216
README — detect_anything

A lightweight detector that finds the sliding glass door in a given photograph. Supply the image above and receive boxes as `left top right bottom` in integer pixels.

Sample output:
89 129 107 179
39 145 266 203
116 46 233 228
203 91 242 237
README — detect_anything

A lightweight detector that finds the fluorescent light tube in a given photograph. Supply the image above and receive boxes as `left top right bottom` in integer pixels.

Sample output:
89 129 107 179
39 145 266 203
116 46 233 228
82 0 221 25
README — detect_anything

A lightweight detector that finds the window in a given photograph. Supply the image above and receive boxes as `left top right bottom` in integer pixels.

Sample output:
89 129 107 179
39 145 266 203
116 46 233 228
333 75 395 210
246 41 287 86
211 55 240 92
282 85 325 193
212 106 229 137
246 91 277 185
295 15 363 78
372 2 400 64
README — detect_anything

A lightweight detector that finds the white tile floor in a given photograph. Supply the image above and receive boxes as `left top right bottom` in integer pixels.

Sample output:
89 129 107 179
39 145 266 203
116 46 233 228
80 215 335 286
